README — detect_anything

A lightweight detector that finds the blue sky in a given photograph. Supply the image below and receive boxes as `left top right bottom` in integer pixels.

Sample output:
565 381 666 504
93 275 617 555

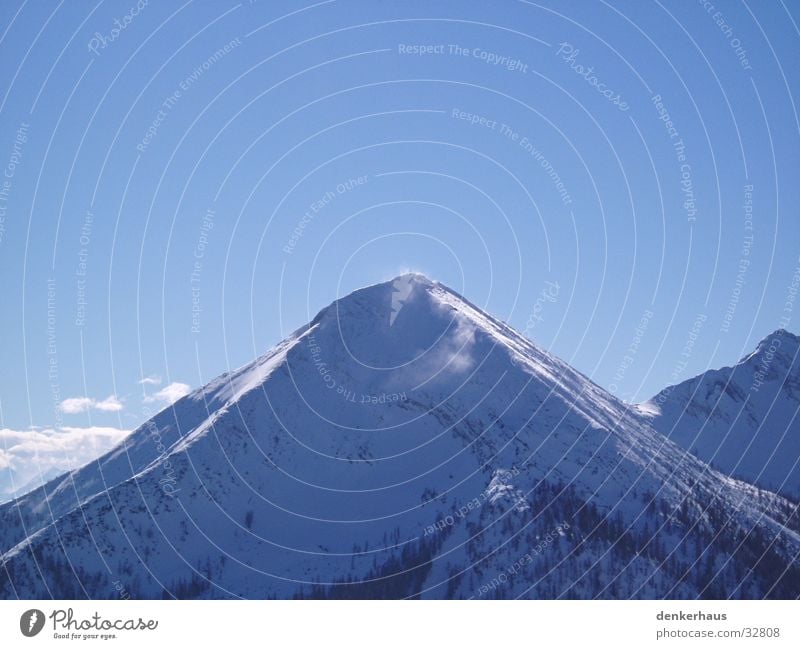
0 0 798 474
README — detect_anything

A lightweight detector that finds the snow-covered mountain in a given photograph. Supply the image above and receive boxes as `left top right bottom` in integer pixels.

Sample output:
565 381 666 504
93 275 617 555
0 466 64 504
637 329 800 499
1 275 798 599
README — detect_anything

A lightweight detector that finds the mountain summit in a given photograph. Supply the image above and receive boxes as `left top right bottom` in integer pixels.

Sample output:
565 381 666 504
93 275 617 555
1 277 798 599
638 328 800 498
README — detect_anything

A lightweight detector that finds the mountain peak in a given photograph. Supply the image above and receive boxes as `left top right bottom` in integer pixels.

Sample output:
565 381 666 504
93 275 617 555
302 274 481 374
389 271 436 285
638 325 800 499
756 327 799 350
3 278 800 599
314 273 461 331
741 328 800 367
354 272 440 296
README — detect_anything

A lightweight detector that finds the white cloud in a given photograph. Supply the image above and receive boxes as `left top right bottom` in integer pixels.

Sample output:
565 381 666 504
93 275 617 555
59 395 124 414
95 396 123 412
138 375 162 386
144 382 191 406
0 426 130 499
59 397 95 414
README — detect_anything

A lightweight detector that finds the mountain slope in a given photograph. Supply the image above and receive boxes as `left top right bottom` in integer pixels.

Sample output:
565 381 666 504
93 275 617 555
1 275 798 599
637 329 800 499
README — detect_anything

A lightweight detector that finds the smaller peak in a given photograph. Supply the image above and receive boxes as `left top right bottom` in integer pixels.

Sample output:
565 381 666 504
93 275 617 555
754 328 799 351
773 328 799 342
739 328 800 366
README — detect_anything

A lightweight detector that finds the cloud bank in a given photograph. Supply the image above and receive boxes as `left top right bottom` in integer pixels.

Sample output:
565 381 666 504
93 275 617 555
0 426 130 501
59 395 124 414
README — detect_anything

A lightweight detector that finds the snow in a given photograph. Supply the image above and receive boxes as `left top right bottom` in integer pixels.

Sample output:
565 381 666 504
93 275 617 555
637 329 800 498
0 274 798 599
483 469 530 512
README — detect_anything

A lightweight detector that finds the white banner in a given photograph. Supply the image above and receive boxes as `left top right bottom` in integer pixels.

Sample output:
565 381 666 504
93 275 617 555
0 600 797 648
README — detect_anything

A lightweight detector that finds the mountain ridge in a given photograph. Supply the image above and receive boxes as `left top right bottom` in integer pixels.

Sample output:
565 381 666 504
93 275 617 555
637 326 799 498
1 274 798 599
